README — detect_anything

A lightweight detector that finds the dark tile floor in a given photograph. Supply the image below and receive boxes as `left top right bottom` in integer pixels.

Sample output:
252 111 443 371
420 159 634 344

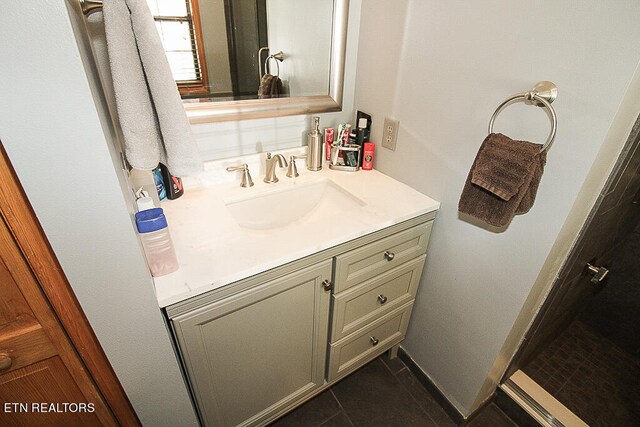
270 355 516 427
524 320 640 426
523 220 640 426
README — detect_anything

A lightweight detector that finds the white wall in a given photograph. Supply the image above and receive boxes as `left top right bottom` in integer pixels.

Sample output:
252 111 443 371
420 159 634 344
0 1 198 425
194 0 362 160
354 0 640 414
266 0 333 97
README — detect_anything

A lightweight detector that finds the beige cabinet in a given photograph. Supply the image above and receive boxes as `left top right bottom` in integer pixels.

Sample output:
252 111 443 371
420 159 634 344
333 221 432 293
330 255 426 341
328 301 415 380
171 261 332 427
327 221 431 382
168 214 435 427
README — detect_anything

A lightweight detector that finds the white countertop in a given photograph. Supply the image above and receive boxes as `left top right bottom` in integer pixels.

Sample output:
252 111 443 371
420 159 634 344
153 149 440 308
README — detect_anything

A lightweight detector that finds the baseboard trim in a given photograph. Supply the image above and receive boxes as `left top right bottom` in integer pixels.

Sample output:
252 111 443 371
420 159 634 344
397 347 464 424
396 348 544 426
461 392 497 425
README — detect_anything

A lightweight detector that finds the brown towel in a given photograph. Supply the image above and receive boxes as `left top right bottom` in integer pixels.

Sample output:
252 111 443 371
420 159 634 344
258 74 283 99
458 133 547 227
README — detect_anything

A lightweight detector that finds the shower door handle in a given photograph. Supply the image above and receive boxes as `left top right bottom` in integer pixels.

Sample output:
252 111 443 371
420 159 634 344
586 263 609 284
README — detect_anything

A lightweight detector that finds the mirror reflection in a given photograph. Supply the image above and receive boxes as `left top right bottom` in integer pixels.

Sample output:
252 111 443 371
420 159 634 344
147 0 333 102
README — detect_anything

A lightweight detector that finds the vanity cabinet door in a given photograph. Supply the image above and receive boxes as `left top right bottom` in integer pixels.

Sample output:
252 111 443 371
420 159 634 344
171 260 332 427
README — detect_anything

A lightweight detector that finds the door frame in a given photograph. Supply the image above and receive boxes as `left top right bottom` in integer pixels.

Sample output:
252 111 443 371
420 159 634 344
0 143 140 426
223 0 269 97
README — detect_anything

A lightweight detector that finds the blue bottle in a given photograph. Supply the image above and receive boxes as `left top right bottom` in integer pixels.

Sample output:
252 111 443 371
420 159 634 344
153 166 166 200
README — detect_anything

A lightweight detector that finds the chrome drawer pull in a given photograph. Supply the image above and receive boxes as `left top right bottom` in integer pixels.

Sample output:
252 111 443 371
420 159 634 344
383 251 395 261
377 294 388 304
370 336 379 346
322 280 334 291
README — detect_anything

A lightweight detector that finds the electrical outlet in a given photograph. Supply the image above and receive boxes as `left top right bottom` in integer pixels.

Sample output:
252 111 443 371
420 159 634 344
382 117 399 151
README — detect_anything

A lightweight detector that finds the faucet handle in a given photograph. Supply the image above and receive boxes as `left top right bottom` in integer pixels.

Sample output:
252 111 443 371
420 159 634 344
287 155 306 178
226 164 254 188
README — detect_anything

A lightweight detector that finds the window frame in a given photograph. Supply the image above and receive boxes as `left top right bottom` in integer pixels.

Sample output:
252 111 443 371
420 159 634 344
151 0 210 96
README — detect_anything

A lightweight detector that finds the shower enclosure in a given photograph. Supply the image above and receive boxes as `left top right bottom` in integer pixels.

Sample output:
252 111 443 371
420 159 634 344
501 115 640 426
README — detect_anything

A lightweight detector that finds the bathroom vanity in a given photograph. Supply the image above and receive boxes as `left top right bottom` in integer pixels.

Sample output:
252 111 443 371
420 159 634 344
155 153 439 426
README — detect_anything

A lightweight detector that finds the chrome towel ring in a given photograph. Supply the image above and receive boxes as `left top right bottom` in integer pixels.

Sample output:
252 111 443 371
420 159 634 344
488 81 558 153
263 52 284 78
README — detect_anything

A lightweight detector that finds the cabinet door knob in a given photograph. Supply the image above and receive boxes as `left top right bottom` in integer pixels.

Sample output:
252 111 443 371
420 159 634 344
383 251 395 261
0 351 12 371
377 294 388 304
370 336 379 346
322 280 334 291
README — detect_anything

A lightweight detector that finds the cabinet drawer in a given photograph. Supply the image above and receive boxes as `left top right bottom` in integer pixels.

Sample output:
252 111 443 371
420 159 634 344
334 221 432 293
327 301 414 382
331 255 425 341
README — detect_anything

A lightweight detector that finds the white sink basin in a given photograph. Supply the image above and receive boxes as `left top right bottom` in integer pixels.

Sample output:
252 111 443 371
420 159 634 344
225 179 366 230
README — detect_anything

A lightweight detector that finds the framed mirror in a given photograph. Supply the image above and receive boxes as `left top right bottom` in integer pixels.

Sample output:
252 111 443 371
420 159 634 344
151 0 349 123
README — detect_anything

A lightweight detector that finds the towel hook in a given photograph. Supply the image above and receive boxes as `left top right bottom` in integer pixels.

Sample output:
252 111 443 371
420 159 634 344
488 81 558 153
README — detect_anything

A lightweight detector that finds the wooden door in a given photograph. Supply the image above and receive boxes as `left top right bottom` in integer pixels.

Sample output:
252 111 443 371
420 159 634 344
508 115 640 374
0 142 139 426
0 216 112 426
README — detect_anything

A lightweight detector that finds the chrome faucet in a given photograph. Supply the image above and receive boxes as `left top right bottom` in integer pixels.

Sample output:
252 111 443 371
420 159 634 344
264 153 288 183
286 155 307 178
226 163 254 188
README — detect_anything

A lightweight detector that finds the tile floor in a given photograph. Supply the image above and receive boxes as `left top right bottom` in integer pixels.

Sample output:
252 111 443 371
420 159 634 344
523 220 640 426
269 355 516 427
524 320 640 426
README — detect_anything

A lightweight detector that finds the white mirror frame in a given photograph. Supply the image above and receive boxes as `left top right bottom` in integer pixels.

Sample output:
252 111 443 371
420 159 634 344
184 0 349 124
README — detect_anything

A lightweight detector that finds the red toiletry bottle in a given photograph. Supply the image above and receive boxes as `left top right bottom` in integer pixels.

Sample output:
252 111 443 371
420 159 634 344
325 128 335 161
362 142 375 170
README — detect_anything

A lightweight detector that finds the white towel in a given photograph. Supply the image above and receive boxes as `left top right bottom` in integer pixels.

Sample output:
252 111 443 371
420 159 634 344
103 0 202 177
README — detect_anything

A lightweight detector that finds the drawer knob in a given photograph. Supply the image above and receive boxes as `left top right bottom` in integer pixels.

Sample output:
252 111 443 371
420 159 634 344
322 279 334 291
370 336 379 346
377 294 388 304
0 351 12 371
383 251 395 261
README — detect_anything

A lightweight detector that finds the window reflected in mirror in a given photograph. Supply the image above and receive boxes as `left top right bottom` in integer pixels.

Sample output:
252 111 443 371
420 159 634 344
147 0 210 95
147 0 334 103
